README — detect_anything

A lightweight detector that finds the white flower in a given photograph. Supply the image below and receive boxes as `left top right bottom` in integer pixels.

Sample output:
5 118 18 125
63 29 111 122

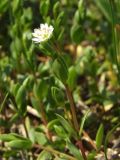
32 23 54 43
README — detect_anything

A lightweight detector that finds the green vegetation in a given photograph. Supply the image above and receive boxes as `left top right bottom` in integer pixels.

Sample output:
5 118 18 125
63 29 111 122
0 0 120 159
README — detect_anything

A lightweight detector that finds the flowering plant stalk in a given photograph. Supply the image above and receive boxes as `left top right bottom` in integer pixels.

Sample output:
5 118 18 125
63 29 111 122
32 22 88 160
1 0 116 159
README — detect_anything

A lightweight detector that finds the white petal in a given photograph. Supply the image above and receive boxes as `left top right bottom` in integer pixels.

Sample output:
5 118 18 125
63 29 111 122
32 38 41 43
40 24 45 29
32 32 39 37
49 26 54 31
44 23 48 28
32 23 54 43
34 29 40 33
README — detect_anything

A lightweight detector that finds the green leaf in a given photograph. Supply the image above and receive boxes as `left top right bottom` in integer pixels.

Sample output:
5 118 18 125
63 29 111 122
78 0 85 17
30 97 41 115
93 0 112 23
47 119 59 129
56 114 77 138
9 133 27 140
0 134 17 142
66 140 83 160
95 124 104 150
71 24 84 44
79 110 90 137
104 122 120 160
7 139 32 149
56 11 65 26
53 1 60 19
15 36 22 53
35 132 48 145
0 92 9 113
57 27 64 42
33 79 49 100
0 133 29 142
39 43 56 57
54 125 68 139
51 87 65 105
16 76 30 112
0 0 9 13
10 83 20 96
78 0 84 10
52 57 68 83
54 158 67 160
3 150 18 158
9 113 20 125
25 117 35 143
37 150 52 160
74 11 80 23
74 0 85 23
67 66 77 90
87 151 97 160
40 0 50 17
12 0 21 14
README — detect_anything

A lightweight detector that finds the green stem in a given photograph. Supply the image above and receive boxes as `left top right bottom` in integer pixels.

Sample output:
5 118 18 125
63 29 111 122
40 102 52 141
109 0 120 82
64 84 79 131
64 84 87 160
63 107 73 126
34 144 77 160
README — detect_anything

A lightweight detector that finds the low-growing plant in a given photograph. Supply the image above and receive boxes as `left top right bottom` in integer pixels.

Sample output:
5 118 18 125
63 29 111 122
0 0 120 160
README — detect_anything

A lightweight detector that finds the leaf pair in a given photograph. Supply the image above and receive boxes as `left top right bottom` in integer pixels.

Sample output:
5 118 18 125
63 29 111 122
0 133 32 149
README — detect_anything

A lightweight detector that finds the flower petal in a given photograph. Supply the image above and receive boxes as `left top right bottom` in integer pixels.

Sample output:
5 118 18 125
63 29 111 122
32 23 54 43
